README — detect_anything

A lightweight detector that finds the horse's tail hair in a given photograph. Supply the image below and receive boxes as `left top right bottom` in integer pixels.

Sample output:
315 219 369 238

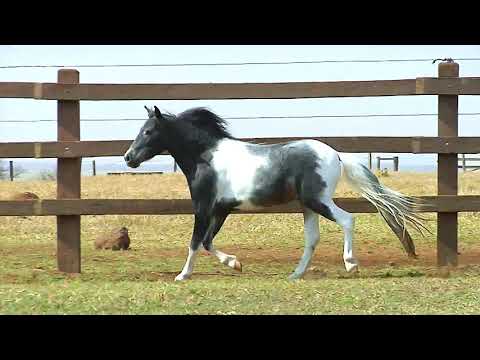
338 153 432 258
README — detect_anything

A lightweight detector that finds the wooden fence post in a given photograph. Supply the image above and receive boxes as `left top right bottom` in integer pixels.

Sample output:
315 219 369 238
57 69 81 273
393 156 399 171
92 160 96 176
437 60 459 267
368 153 372 170
9 160 13 181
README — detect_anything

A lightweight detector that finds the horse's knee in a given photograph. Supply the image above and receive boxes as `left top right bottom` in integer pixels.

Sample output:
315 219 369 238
190 238 203 252
202 240 213 252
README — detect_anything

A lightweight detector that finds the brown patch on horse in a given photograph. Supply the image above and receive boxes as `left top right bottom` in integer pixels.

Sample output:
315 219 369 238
94 227 131 251
257 183 297 207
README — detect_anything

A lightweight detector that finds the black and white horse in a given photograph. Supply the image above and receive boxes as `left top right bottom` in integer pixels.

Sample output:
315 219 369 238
124 106 428 281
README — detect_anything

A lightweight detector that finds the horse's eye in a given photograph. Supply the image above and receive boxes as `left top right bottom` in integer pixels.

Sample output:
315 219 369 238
144 130 152 136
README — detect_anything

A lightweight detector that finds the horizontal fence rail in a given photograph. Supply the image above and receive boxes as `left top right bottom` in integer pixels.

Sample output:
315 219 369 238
1 78 480 101
1 196 480 216
2 137 480 158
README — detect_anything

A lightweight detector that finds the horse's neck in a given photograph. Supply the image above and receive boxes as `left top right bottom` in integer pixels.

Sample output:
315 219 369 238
168 142 214 182
166 122 228 180
168 150 196 179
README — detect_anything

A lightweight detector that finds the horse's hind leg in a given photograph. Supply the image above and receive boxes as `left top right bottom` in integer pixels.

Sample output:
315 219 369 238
288 208 320 280
318 198 358 273
298 155 358 274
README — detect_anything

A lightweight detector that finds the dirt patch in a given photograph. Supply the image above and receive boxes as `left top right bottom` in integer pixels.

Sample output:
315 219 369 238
4 243 480 275
106 244 480 267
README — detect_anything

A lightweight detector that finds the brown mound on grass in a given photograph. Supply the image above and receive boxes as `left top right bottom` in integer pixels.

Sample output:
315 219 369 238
94 227 131 251
10 192 40 200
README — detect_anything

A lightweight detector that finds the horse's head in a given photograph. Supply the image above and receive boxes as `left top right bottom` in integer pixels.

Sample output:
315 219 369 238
124 106 169 168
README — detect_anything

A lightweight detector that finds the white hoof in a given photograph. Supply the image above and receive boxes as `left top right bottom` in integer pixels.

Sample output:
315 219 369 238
288 272 304 281
174 273 191 281
227 258 242 272
345 262 359 273
221 255 242 272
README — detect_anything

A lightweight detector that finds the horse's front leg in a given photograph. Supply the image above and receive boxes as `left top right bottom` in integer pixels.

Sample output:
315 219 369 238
174 214 209 281
202 211 242 272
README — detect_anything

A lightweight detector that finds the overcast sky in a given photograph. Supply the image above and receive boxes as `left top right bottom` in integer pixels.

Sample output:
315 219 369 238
1 45 479 168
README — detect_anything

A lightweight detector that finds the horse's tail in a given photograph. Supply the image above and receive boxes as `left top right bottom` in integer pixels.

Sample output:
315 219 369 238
338 153 431 258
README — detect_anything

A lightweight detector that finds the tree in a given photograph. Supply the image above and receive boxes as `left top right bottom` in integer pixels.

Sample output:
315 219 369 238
12 164 27 179
39 170 56 181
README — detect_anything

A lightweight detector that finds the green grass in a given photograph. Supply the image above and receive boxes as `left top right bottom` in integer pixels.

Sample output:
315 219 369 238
2 259 480 314
1 171 480 314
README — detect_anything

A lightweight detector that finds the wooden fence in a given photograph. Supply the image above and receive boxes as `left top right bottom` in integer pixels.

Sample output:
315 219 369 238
1 61 480 273
376 156 399 172
458 154 480 172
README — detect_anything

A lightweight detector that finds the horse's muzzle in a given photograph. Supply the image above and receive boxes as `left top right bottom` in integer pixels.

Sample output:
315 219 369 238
126 159 140 168
124 150 140 168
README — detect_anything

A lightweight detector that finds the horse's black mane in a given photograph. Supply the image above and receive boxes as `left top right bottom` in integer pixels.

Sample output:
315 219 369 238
176 107 233 140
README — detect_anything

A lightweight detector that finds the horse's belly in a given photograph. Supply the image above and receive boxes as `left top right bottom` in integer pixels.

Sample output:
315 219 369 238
236 199 263 211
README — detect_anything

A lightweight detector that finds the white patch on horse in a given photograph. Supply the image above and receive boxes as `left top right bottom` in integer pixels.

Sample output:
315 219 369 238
211 139 268 209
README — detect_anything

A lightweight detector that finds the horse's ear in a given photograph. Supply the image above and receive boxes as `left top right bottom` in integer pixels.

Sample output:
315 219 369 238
144 105 154 118
154 106 163 120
